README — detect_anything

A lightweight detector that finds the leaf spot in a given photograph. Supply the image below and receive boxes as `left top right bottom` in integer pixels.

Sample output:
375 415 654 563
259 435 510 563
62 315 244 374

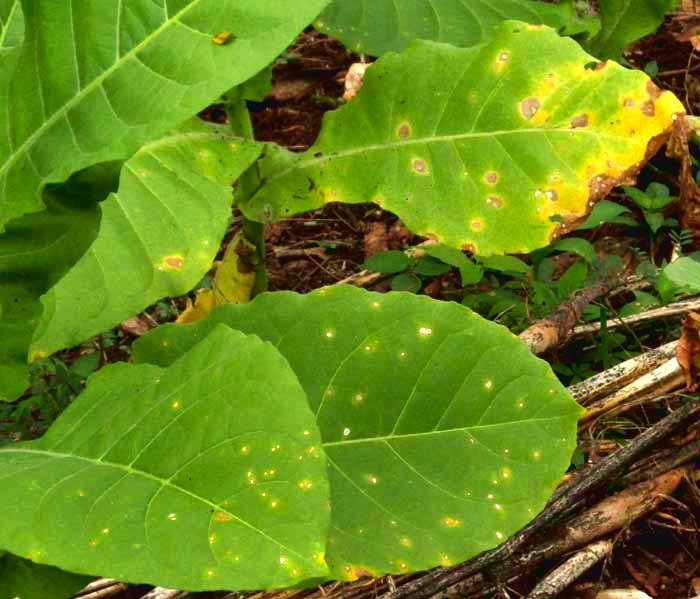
570 114 589 128
412 158 429 174
484 171 499 185
354 393 364 402
498 51 510 62
470 218 484 232
240 445 250 455
214 512 232 522
640 99 655 117
171 400 180 409
163 255 184 270
486 196 503 209
496 532 504 540
418 327 433 335
484 378 493 390
397 122 411 139
502 467 511 478
168 513 177 521
279 556 287 565
325 330 335 338
494 504 502 510
343 427 351 437
487 493 494 499
519 97 540 119
399 351 407 358
271 500 279 508
303 430 311 436
532 450 542 459
545 189 558 202
400 537 412 548
367 474 378 484
442 517 460 527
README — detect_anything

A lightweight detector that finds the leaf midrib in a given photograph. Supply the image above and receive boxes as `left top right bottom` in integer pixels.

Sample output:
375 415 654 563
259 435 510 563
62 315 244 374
262 126 621 183
321 414 576 447
0 0 208 189
5 446 315 567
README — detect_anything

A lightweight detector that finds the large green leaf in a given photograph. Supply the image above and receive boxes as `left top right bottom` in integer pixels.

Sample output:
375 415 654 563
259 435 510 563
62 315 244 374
0 194 100 401
315 0 595 56
0 326 330 590
133 285 583 579
30 120 261 360
586 0 678 59
0 552 92 599
241 23 683 256
0 0 328 229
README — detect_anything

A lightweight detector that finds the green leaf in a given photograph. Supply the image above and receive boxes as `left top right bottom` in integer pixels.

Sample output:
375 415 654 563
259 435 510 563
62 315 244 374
576 199 635 229
551 238 598 264
0 0 329 229
480 255 532 274
365 250 410 274
0 552 92 599
242 23 683 255
133 285 583 579
0 326 330 590
413 256 452 276
586 0 679 59
557 260 588 299
658 256 700 303
315 0 595 56
426 245 484 286
30 120 261 360
390 272 422 292
0 194 100 401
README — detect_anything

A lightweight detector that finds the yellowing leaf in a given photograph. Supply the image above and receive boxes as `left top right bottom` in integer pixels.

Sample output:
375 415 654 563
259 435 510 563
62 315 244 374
177 232 256 324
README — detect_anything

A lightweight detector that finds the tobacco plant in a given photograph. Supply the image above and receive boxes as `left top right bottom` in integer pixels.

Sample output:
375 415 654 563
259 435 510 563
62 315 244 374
0 0 688 596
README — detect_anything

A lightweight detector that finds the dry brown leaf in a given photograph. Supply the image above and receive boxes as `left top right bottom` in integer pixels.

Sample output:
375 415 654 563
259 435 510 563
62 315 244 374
676 311 700 389
119 315 153 337
363 221 389 256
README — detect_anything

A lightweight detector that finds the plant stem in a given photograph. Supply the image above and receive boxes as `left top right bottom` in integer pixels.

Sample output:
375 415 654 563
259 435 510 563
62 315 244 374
225 95 267 296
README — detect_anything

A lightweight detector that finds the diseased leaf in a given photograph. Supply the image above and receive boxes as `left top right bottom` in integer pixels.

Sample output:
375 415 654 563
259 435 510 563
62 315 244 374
0 326 330 590
30 121 261 359
0 0 328 229
586 0 678 59
0 552 92 599
0 194 100 401
242 23 683 256
315 0 595 56
133 285 583 579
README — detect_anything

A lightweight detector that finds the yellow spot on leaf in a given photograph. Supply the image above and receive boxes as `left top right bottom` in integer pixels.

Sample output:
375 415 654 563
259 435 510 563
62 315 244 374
211 31 233 45
163 255 184 270
214 512 232 522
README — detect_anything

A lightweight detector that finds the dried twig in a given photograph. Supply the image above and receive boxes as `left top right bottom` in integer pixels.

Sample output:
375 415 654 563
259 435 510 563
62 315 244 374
72 580 128 599
572 296 700 337
568 341 678 406
334 269 383 287
525 539 614 599
580 358 684 423
138 588 187 599
519 279 624 355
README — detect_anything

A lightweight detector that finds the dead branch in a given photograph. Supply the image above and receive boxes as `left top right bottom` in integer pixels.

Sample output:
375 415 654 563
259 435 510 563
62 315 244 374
378 403 699 599
572 296 700 337
72 580 128 599
525 539 614 599
568 341 678 406
519 279 623 355
138 588 186 599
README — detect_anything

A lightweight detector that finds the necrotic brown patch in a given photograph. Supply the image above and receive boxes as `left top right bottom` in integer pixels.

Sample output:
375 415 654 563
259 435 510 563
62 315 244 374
164 256 184 269
640 100 655 117
486 196 502 209
470 218 483 232
570 114 589 128
484 171 498 185
412 159 428 174
397 122 411 139
519 97 540 119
